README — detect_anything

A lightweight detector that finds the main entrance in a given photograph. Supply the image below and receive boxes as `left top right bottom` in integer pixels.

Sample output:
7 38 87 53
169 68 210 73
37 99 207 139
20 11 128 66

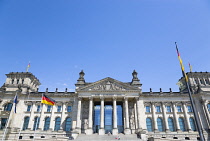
93 102 124 134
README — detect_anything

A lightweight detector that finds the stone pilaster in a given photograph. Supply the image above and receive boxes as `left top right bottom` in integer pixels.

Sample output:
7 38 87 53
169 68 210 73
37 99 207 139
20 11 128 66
76 97 82 133
99 97 105 135
172 102 181 132
161 102 169 132
28 102 35 130
60 102 66 130
202 100 210 127
151 102 158 132
49 105 55 130
182 102 191 132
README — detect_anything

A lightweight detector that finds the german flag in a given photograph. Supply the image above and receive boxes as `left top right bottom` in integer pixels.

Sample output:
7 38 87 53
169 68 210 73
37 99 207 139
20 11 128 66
175 42 188 82
41 94 56 106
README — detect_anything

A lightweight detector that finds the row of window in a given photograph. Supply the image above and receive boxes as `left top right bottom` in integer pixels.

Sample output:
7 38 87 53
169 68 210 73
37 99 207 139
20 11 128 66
194 78 210 85
26 105 72 112
146 117 196 132
23 117 72 131
11 79 24 84
145 105 193 113
3 103 72 112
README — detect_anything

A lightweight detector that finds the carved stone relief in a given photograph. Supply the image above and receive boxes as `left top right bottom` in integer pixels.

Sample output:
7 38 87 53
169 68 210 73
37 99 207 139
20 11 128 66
91 81 126 91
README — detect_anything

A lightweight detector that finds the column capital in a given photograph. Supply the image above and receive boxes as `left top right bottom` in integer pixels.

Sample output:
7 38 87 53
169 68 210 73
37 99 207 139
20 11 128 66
200 99 208 104
100 96 104 100
24 101 33 105
65 101 73 105
78 97 82 101
113 96 117 101
124 97 128 101
89 97 93 101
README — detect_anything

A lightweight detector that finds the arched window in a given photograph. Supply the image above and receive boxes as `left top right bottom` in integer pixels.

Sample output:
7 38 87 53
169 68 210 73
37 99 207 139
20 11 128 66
189 118 196 131
146 118 153 132
168 117 175 131
23 117 30 130
54 117 61 131
33 117 40 130
4 103 13 111
65 117 72 131
157 118 164 132
178 117 186 131
44 117 50 131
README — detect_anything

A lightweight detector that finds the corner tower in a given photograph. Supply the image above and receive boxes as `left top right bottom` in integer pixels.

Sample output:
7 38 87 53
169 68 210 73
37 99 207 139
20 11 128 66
3 72 41 93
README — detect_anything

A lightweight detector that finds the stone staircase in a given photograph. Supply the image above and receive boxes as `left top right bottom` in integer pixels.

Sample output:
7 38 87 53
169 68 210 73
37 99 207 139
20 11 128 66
75 134 142 141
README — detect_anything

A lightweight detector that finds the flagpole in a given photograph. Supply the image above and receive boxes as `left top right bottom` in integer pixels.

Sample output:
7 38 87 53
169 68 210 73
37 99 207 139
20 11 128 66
1 90 19 141
175 42 205 141
33 102 43 141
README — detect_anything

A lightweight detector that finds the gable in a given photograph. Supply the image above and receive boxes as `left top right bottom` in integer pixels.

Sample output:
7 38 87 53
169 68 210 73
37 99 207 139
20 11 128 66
77 77 140 92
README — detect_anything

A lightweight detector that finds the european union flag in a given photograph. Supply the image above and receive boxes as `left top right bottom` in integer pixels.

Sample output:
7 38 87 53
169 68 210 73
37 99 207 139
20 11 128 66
13 95 18 113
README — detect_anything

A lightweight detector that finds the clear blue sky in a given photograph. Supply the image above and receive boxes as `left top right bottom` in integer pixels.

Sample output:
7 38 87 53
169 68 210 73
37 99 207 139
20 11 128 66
0 0 210 92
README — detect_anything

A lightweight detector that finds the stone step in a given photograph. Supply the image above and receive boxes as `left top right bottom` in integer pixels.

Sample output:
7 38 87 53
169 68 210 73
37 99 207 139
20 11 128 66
75 134 142 141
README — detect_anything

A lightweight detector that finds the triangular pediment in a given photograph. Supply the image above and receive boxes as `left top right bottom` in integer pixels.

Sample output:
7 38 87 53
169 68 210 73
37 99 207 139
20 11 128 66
78 77 140 91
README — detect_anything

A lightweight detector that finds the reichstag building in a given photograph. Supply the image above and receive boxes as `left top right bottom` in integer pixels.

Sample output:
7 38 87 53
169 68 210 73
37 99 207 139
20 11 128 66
0 70 210 141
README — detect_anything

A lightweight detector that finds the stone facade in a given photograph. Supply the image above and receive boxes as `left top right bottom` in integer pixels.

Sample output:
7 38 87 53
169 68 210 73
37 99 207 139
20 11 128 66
0 71 210 140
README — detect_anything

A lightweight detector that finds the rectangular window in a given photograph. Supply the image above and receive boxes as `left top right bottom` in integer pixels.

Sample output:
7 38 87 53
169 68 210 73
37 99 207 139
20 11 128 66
37 105 41 112
166 106 171 112
156 106 161 112
27 105 31 112
177 106 182 112
145 106 151 113
67 106 72 112
57 106 61 112
47 105 51 112
187 106 192 112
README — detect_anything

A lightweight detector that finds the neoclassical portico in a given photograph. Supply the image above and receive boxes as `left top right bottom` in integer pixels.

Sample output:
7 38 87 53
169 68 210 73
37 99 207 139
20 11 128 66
74 70 144 135
75 95 143 135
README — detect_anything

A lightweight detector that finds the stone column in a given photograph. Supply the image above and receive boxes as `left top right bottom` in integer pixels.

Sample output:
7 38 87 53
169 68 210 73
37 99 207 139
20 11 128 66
182 102 191 132
151 102 158 132
162 102 169 132
76 97 82 133
136 98 141 130
60 102 66 131
99 97 105 135
112 97 118 135
124 97 131 134
134 101 138 130
172 102 181 131
86 97 93 135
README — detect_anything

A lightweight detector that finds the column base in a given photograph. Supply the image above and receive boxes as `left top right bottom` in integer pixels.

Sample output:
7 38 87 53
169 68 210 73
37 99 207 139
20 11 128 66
124 128 131 134
74 128 81 134
154 129 159 133
85 128 93 135
177 129 182 133
165 129 170 133
112 128 118 135
99 129 105 135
